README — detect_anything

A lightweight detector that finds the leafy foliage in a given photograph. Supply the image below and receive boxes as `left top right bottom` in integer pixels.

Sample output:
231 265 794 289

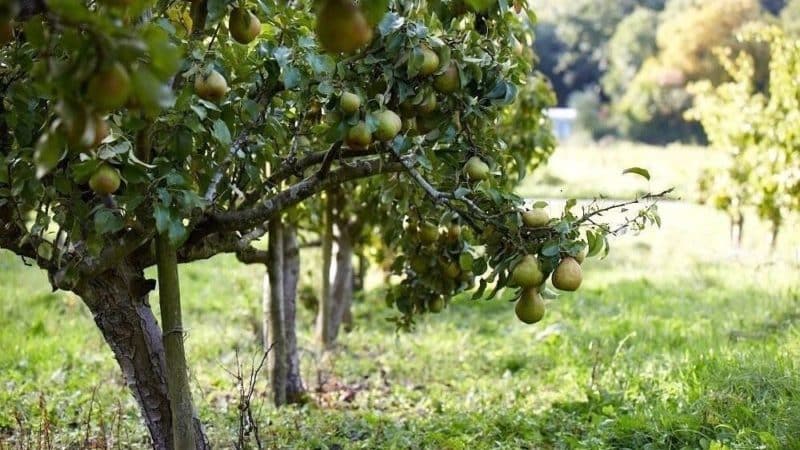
688 25 800 246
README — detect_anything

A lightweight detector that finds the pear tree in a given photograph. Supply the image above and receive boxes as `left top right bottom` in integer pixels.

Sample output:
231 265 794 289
0 0 665 447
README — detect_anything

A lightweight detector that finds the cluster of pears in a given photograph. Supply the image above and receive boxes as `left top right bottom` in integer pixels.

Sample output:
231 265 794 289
339 92 403 149
42 61 130 195
315 0 373 54
194 6 261 103
511 246 585 325
406 218 471 306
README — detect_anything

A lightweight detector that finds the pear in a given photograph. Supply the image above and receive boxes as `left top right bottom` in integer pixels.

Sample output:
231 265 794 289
229 8 261 44
522 208 549 227
434 63 459 93
428 296 445 313
418 222 439 244
373 110 402 141
345 121 372 149
464 156 490 181
552 257 582 291
511 255 543 288
417 46 440 76
340 91 361 114
87 63 132 112
440 259 461 279
89 164 122 195
515 287 545 324
315 0 373 54
195 69 228 102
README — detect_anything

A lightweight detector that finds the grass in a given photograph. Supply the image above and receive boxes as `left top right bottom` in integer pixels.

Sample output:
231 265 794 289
2 143 800 449
517 140 727 200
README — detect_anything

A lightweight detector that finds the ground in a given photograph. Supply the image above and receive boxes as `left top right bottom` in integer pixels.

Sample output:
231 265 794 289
2 143 799 449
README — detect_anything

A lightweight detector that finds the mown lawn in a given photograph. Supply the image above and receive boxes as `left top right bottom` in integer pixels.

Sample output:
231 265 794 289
2 144 799 449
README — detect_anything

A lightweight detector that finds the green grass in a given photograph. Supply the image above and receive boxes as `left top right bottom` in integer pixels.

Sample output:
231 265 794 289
2 144 800 448
518 141 727 200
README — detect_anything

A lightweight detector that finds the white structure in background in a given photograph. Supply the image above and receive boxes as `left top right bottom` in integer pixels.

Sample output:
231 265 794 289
547 108 577 141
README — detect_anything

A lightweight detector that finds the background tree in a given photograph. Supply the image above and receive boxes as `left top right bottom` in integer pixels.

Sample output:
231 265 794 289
688 25 800 251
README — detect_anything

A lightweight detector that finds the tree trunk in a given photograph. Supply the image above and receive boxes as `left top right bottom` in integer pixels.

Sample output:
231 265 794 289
316 191 355 349
155 236 198 450
316 194 336 349
769 219 780 254
281 225 306 404
331 222 354 338
75 263 209 450
265 220 288 406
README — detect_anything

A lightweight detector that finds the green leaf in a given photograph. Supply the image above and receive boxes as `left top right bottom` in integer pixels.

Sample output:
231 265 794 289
154 204 171 234
622 167 651 181
459 253 473 271
211 119 232 146
378 13 405 36
94 209 125 234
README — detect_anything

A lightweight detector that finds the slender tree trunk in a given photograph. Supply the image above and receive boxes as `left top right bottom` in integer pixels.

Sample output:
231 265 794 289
769 220 780 254
331 222 354 338
282 226 306 403
265 220 288 406
316 190 356 348
737 214 745 248
316 194 336 349
155 236 198 450
75 263 209 450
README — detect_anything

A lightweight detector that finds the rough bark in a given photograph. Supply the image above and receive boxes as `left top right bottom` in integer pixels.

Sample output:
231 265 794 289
75 262 209 450
155 236 198 450
265 220 288 406
281 226 306 404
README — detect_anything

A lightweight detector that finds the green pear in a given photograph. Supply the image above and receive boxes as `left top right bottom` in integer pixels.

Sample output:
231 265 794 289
552 256 582 291
511 255 543 288
515 287 545 324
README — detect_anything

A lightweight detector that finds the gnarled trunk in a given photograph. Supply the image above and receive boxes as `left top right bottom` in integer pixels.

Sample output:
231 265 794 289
75 262 209 450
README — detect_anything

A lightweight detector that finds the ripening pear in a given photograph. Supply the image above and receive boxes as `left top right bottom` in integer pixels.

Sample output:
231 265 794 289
87 63 132 112
315 0 373 54
89 164 122 195
417 46 440 76
418 222 439 244
515 287 545 324
373 110 402 141
229 8 261 44
440 259 461 279
428 296 445 313
552 257 582 291
345 121 372 149
464 156 490 181
340 91 361 114
434 63 459 93
195 69 229 102
511 255 543 288
522 208 549 227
